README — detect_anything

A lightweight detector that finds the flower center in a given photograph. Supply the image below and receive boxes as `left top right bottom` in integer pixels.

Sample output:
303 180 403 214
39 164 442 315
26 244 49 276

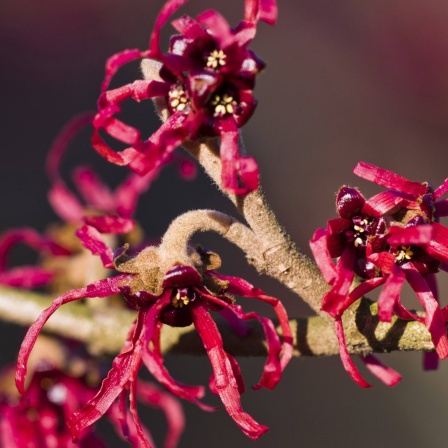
395 245 413 263
352 218 370 248
206 49 227 70
172 290 190 308
168 85 189 112
211 93 237 117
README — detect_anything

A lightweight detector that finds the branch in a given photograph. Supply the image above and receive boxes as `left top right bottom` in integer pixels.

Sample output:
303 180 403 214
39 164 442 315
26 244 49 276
142 59 330 316
0 286 434 357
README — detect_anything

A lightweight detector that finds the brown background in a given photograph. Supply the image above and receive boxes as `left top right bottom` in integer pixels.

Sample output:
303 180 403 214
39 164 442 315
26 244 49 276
2 0 448 446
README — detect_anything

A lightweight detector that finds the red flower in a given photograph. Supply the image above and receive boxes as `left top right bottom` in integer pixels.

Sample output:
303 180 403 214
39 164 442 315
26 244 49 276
16 233 292 442
311 162 448 386
92 0 277 195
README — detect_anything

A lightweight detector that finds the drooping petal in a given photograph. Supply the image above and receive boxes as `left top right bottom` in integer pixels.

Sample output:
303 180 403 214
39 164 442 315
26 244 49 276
136 381 185 448
321 247 356 317
353 162 428 197
334 317 372 388
48 182 85 222
219 117 259 195
68 309 149 440
403 264 448 360
196 288 281 391
192 305 269 439
310 228 338 284
72 167 116 212
15 275 131 394
423 273 440 370
361 354 402 386
211 272 293 372
377 266 405 322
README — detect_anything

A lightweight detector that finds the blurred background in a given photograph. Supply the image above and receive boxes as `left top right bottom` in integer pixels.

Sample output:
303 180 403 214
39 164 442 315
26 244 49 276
2 0 448 446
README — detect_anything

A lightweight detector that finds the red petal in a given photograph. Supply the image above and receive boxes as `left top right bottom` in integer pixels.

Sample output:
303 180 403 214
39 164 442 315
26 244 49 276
15 275 131 394
83 215 135 235
353 162 428 197
0 266 54 288
136 381 185 448
75 225 114 268
91 129 139 166
361 191 418 217
48 182 84 222
433 177 448 200
211 272 293 372
68 308 149 439
377 267 405 322
102 49 146 92
72 166 115 212
361 354 402 386
334 318 372 388
192 306 269 439
244 0 278 25
403 264 448 359
320 247 356 317
310 228 338 284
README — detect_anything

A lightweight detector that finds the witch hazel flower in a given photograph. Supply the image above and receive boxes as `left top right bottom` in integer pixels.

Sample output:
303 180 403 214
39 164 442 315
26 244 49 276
311 161 448 386
92 0 277 195
0 227 70 289
16 217 292 442
47 112 160 231
6 338 184 448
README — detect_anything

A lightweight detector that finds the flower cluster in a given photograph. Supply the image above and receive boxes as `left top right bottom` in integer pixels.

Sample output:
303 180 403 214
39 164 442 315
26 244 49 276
16 229 292 443
311 162 448 386
92 0 277 195
3 342 184 448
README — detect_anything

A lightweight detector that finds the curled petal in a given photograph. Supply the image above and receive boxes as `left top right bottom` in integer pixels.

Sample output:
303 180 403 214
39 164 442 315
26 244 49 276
72 166 116 212
192 305 269 439
46 111 95 183
149 0 190 59
75 225 114 268
211 272 293 372
310 228 338 284
244 0 278 25
15 275 131 394
136 380 185 448
102 49 147 92
83 215 135 235
196 288 281 391
68 309 149 440
48 183 85 222
91 129 139 166
377 267 405 322
361 354 402 387
353 162 428 197
403 264 448 359
219 117 259 195
334 318 372 388
320 247 356 317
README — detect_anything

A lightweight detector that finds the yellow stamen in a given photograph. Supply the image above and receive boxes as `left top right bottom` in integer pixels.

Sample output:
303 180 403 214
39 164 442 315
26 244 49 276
211 93 237 116
395 245 413 262
168 86 189 112
206 49 227 69
172 291 190 308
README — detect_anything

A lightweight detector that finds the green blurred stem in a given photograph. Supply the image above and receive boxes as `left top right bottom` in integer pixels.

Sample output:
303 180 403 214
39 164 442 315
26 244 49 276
0 286 434 357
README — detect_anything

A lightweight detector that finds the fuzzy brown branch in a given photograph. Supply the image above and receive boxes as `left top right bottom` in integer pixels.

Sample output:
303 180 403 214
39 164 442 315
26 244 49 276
141 59 330 316
0 286 434 357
